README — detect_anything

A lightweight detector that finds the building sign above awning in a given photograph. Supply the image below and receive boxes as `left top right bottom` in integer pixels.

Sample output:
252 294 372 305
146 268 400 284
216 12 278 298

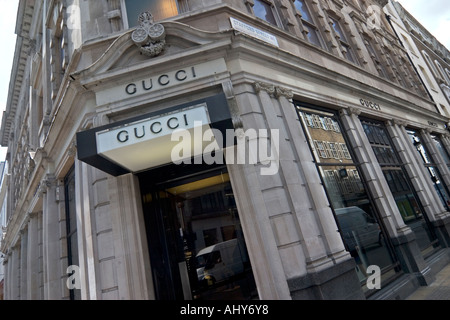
77 94 233 176
94 59 228 106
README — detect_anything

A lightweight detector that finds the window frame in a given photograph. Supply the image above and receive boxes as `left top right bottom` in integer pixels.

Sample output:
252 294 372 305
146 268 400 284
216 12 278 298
329 16 358 64
121 0 186 29
64 165 80 300
293 0 324 48
247 0 280 27
364 37 388 79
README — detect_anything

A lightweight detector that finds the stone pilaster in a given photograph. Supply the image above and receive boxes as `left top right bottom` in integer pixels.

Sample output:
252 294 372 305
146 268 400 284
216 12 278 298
20 228 28 300
27 212 42 299
42 175 64 299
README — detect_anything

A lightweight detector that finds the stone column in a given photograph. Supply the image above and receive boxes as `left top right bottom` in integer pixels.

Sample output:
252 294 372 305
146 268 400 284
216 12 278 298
27 212 41 299
338 109 437 287
3 253 10 300
10 244 20 300
384 121 436 285
108 173 154 300
75 160 98 300
387 122 442 222
20 228 28 300
228 81 364 300
42 175 64 299
339 109 408 238
419 130 450 247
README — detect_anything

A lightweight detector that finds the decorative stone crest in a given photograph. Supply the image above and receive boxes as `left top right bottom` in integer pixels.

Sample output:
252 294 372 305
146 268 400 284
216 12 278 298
131 12 166 57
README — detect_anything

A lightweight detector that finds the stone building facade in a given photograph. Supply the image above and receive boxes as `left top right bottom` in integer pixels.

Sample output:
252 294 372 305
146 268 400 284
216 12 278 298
1 0 450 300
385 1 450 119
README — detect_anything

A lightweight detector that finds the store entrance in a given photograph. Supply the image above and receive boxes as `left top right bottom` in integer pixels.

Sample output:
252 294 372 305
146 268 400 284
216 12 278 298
138 163 257 300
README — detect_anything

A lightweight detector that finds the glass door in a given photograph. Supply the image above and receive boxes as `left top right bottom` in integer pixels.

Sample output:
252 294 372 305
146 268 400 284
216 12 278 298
139 164 257 300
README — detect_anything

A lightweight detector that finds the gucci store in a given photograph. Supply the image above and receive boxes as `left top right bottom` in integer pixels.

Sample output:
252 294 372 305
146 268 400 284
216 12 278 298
69 14 450 301
4 0 450 302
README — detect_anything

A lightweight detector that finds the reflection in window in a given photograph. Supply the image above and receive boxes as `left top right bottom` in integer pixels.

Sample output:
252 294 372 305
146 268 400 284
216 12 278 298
252 0 277 25
65 166 80 300
432 134 450 171
141 169 257 300
362 120 440 256
407 130 450 211
124 0 179 27
296 104 400 293
294 0 322 47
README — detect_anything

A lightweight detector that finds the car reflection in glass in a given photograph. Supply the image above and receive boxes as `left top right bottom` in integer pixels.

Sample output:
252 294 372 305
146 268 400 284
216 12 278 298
195 239 248 286
335 206 382 253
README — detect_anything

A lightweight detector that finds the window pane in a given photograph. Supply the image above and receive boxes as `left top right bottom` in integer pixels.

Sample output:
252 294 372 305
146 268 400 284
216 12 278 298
408 130 450 210
304 24 321 47
125 0 178 27
432 135 450 166
298 109 350 164
330 18 346 41
296 106 399 290
65 166 80 300
294 0 312 22
253 0 277 25
362 121 440 256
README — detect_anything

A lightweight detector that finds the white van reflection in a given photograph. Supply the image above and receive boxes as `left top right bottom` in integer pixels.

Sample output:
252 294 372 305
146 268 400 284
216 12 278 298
335 206 382 252
196 239 248 286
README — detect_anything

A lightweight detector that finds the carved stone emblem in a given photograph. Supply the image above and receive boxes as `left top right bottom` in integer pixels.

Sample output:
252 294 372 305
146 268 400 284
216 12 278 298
131 12 166 57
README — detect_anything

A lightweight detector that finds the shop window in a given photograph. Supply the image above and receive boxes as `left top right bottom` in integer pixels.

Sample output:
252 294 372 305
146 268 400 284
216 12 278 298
123 0 180 27
330 17 357 64
407 130 450 211
64 166 81 300
293 0 323 47
250 0 277 26
361 120 440 256
296 103 400 293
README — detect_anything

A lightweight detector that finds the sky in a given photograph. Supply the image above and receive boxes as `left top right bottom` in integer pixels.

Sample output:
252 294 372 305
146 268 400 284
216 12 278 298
0 0 448 163
397 0 450 49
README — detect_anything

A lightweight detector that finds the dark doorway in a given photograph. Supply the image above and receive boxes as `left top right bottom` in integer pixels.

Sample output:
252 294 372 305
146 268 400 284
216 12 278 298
138 162 257 300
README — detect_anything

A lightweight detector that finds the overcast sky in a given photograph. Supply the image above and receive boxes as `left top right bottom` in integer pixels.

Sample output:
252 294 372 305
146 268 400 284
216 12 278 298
397 0 450 49
0 0 449 162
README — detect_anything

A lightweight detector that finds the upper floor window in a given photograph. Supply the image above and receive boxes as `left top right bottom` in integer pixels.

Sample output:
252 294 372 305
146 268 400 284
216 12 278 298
123 0 179 27
294 0 323 47
435 60 450 85
422 50 442 82
364 37 388 79
251 0 277 26
330 17 357 64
